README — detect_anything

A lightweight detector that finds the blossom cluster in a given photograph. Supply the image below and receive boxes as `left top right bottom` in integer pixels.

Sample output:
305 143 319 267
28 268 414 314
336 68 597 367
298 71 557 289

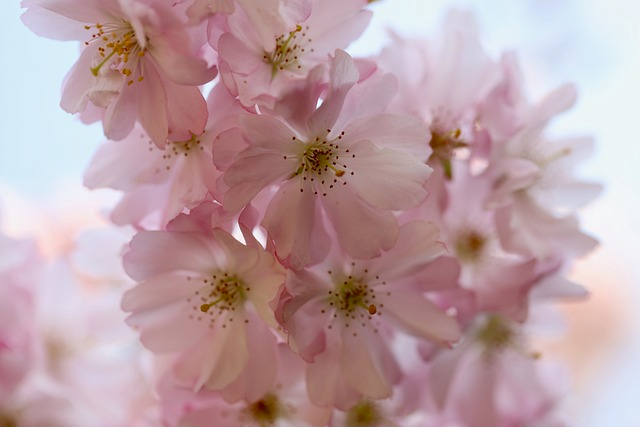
6 0 601 425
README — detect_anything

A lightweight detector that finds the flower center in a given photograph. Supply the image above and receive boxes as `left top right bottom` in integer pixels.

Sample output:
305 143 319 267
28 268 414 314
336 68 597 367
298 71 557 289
0 412 18 427
198 274 245 313
345 400 383 427
428 128 467 179
245 393 283 425
187 272 248 328
454 229 487 263
263 24 312 78
300 144 344 177
287 130 354 196
476 314 514 353
84 22 146 85
167 133 204 157
329 278 377 319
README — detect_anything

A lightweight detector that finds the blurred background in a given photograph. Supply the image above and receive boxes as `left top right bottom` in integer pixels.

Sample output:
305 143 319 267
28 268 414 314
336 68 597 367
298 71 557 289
1 0 639 425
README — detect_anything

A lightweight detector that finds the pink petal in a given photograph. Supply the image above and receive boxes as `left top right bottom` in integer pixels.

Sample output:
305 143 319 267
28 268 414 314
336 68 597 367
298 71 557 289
240 114 300 152
305 1 372 58
164 78 209 141
322 187 399 260
218 32 263 75
306 334 342 407
135 61 169 146
370 221 447 281
200 318 249 390
262 177 330 269
59 47 96 113
171 319 248 391
124 300 204 353
221 316 278 403
122 271 200 311
21 0 114 30
307 50 358 136
103 81 139 142
223 152 297 213
211 127 249 171
149 41 217 86
344 114 431 159
340 325 395 399
379 290 460 344
20 5 92 40
346 141 431 210
123 231 219 281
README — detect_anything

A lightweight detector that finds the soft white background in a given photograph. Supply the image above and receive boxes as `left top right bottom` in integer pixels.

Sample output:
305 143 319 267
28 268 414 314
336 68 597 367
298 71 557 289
1 0 639 425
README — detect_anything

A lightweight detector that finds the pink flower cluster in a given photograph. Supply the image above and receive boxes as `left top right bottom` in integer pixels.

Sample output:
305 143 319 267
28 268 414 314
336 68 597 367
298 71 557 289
13 0 601 425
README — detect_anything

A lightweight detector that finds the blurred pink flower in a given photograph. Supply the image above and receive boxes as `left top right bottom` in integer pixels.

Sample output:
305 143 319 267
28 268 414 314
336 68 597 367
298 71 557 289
160 344 330 427
0 233 40 403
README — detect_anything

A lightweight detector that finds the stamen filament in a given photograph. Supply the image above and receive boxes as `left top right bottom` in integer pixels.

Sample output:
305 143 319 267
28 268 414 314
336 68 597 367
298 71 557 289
91 49 117 76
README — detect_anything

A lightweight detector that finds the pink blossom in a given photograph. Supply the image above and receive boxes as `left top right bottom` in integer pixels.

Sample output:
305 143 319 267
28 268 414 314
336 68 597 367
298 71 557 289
186 0 312 49
481 56 602 258
0 380 92 427
83 82 246 229
121 209 286 396
0 233 40 403
222 50 432 268
160 344 331 427
217 0 370 107
21 0 216 146
407 160 563 320
423 314 568 427
377 9 501 178
278 221 460 408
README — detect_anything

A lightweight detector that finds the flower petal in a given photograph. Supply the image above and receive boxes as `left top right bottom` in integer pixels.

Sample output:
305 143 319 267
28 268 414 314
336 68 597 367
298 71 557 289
378 290 460 344
346 140 431 210
123 231 219 281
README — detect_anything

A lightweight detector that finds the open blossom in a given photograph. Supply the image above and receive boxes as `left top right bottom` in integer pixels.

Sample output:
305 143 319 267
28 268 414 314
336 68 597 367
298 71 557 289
221 50 432 268
83 82 247 229
217 0 371 107
21 0 217 146
378 9 501 178
121 207 285 397
480 56 602 258
14 3 602 424
186 0 312 48
278 221 460 408
160 344 331 427
423 314 569 427
405 160 564 320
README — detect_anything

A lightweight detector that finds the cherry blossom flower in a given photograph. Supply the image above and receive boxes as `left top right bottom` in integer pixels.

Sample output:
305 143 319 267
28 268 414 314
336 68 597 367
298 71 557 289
377 9 501 179
423 314 569 427
185 0 312 48
21 0 217 146
217 0 371 107
278 221 460 408
222 50 432 268
405 160 564 320
160 344 331 427
121 208 286 397
83 82 247 229
14 4 602 425
481 57 602 258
